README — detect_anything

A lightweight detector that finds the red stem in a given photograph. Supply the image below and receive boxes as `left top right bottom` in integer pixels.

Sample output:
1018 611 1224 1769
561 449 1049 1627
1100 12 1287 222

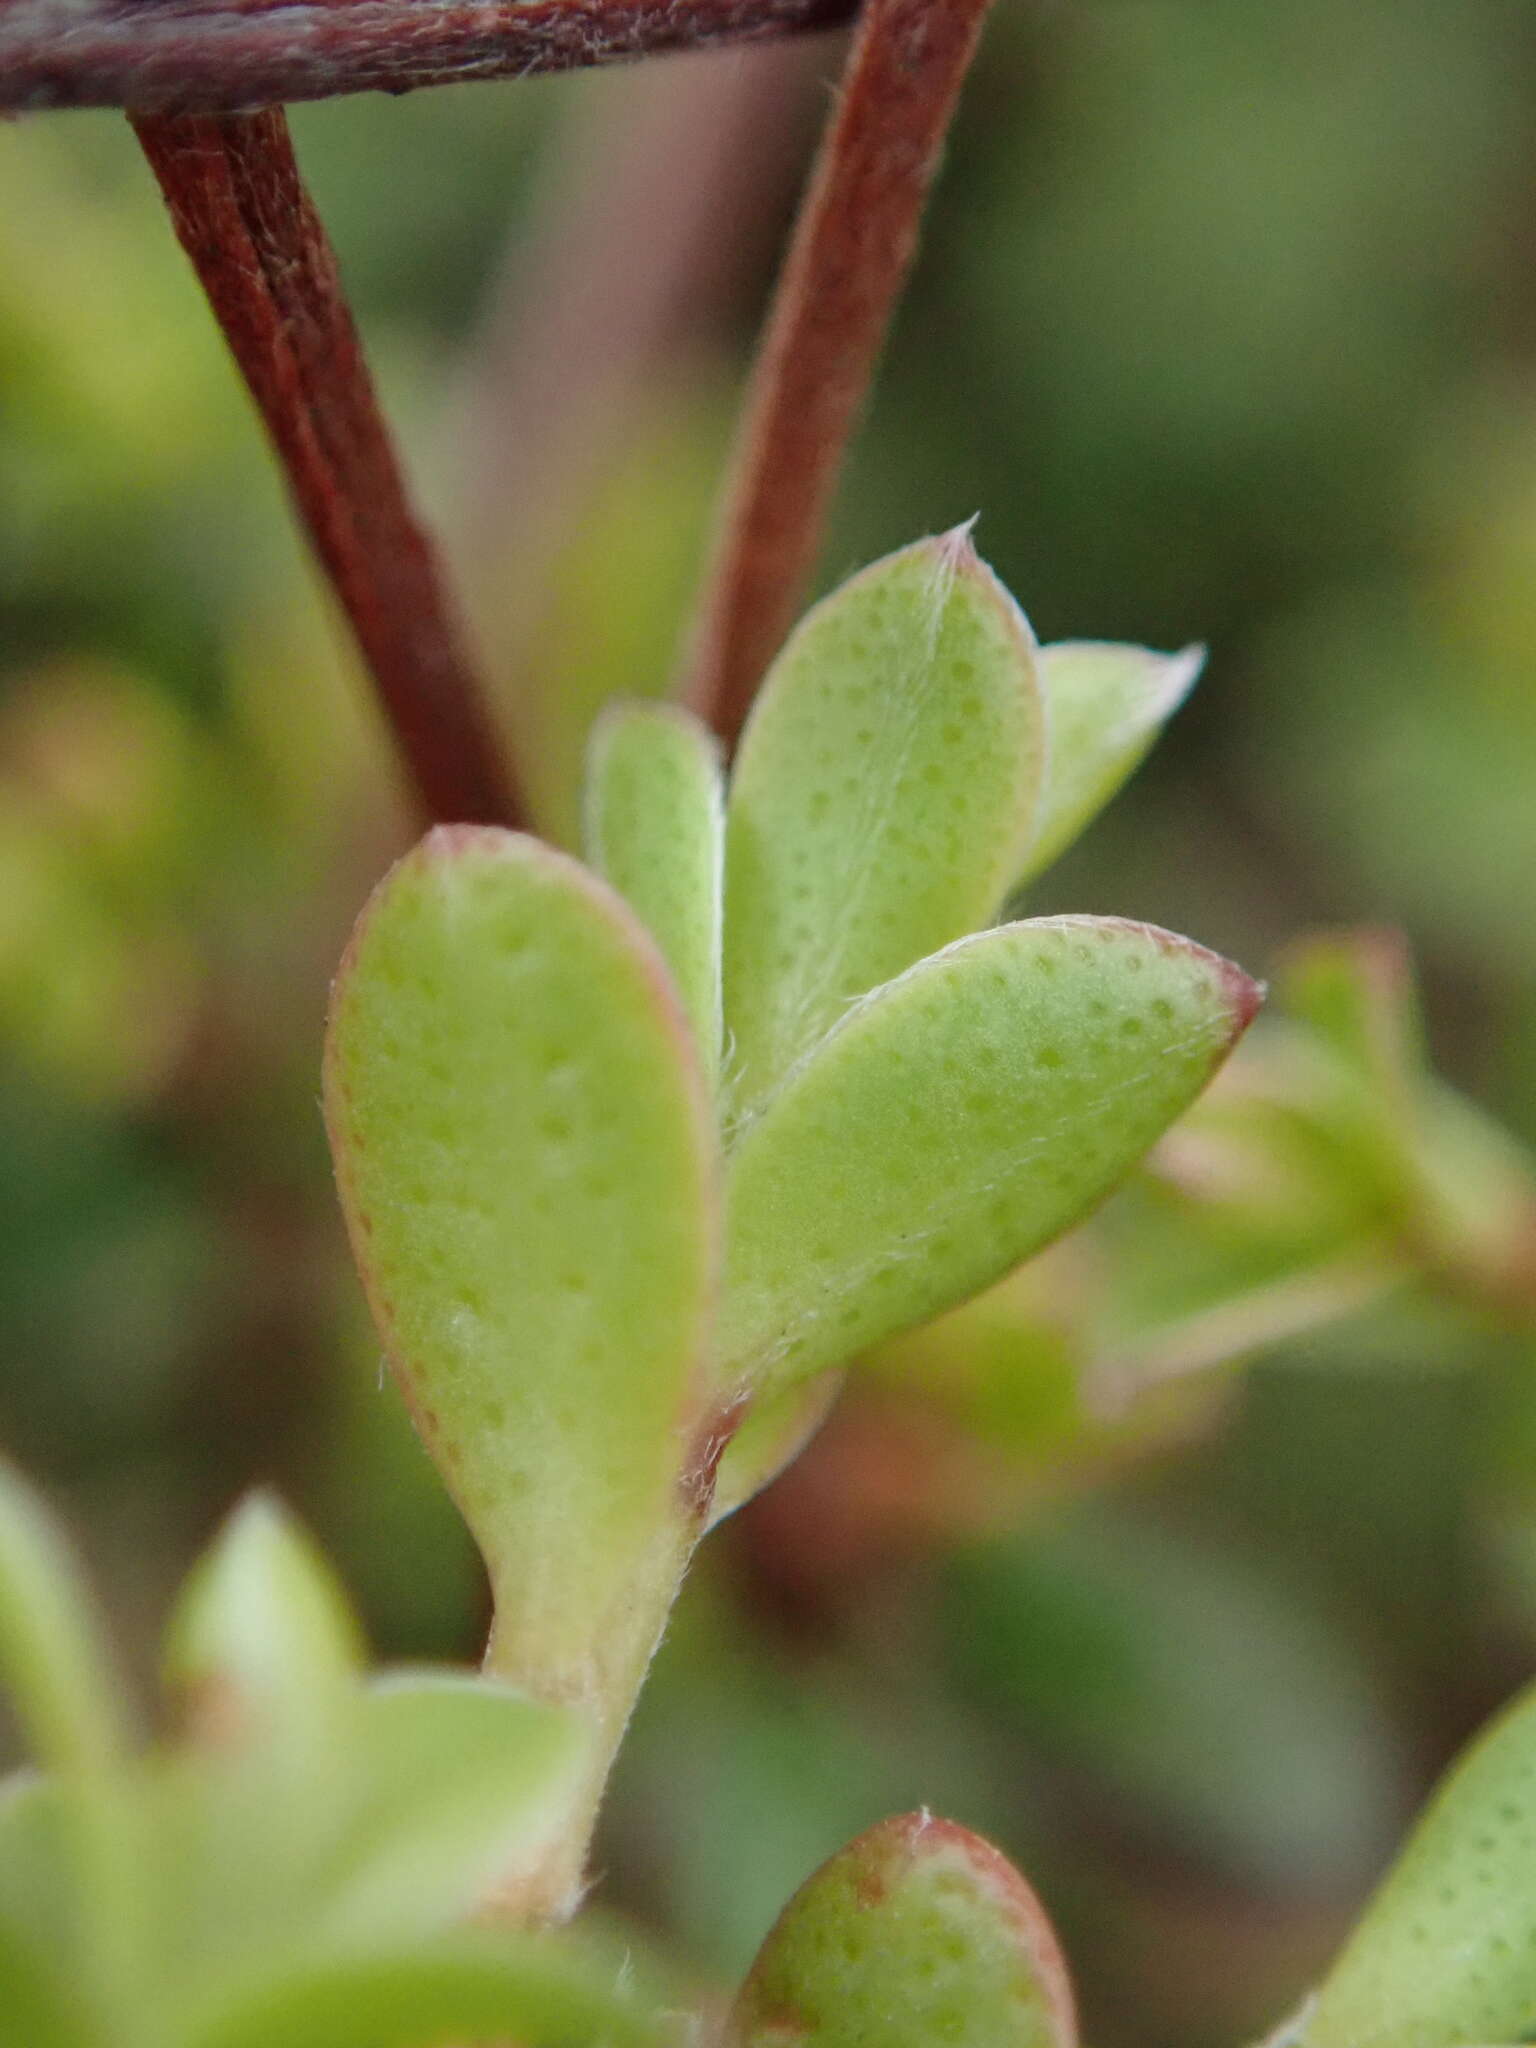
0 0 856 114
680 0 998 744
133 108 519 828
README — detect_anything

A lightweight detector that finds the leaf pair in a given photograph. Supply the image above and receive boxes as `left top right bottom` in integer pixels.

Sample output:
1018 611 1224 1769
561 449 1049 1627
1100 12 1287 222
0 1466 665 2047
324 533 1255 1796
586 530 1207 1127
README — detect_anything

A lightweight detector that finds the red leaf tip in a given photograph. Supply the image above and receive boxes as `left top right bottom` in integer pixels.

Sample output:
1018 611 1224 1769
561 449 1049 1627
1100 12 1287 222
1223 961 1266 1036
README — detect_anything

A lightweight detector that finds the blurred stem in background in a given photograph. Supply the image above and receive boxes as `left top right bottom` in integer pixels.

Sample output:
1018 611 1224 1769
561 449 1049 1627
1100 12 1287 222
446 41 824 840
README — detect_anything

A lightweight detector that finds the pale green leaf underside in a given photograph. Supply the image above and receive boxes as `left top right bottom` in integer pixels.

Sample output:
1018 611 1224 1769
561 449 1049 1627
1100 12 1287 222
320 1674 589 1942
584 702 725 1090
152 1678 584 2006
1016 641 1203 888
165 1495 363 1760
721 917 1256 1401
731 1813 1076 2048
723 530 1045 1120
1305 1679 1536 2048
324 829 717 1682
153 1500 369 1982
182 1931 668 2048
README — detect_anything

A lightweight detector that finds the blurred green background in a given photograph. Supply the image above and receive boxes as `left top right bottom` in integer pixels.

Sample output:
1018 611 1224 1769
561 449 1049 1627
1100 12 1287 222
3 4 1536 2042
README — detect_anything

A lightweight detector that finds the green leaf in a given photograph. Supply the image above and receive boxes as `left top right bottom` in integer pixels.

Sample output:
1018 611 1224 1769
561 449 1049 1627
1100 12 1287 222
1304 1678 1536 2048
179 1930 671 2048
164 1494 363 1759
0 1912 97 2048
324 828 719 1716
320 1673 590 1940
0 1459 128 1776
722 529 1045 1119
150 1499 371 1994
730 1813 1076 2048
1015 641 1202 887
720 917 1259 1399
150 1668 583 2002
584 701 725 1089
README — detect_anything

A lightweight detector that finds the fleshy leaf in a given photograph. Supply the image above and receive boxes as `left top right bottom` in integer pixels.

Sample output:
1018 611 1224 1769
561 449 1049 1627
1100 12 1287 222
1014 641 1202 887
730 1813 1077 2048
164 1494 363 1759
584 702 724 1088
0 1459 127 1777
1304 1678 1536 2048
324 828 718 1712
181 1930 670 2048
152 1501 371 1987
320 1673 590 1939
722 529 1045 1119
721 917 1260 1400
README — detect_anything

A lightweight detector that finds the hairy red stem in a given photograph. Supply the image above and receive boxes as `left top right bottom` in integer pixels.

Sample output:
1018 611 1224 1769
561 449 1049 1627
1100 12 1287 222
133 108 519 827
681 0 997 743
0 0 856 114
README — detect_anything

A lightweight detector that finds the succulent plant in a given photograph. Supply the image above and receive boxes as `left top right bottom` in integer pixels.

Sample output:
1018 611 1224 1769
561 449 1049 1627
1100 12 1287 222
324 529 1259 1909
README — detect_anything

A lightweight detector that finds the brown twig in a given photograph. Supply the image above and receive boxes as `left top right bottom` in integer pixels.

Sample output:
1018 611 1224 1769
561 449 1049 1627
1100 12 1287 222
133 108 519 827
0 0 856 114
680 0 998 743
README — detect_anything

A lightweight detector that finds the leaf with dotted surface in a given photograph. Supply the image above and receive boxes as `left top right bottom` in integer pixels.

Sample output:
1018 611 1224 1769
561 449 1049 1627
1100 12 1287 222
722 529 1045 1122
720 917 1260 1401
324 828 718 1717
1303 1678 1536 2048
729 1813 1077 2048
1013 641 1203 889
584 702 725 1090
